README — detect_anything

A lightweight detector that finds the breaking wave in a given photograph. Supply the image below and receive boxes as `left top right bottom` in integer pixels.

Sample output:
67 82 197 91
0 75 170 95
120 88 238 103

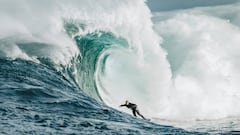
1 0 240 122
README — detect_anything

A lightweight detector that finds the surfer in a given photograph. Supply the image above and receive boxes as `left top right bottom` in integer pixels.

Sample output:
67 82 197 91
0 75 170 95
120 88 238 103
120 100 149 121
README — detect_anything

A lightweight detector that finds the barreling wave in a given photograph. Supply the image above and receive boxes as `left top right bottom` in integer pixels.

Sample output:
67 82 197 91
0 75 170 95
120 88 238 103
1 0 240 122
0 0 171 119
63 21 129 101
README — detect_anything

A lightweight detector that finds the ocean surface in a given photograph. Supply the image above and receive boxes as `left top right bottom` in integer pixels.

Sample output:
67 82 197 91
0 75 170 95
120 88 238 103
0 0 240 134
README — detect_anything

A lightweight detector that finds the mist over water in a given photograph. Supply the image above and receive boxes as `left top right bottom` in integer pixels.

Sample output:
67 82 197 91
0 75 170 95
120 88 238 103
152 3 240 121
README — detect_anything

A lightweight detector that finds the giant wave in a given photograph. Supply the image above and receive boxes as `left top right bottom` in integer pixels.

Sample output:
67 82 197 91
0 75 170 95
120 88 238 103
1 0 240 134
0 0 172 119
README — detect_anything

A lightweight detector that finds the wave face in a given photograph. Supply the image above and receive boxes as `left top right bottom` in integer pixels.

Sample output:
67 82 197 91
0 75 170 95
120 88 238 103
0 0 240 133
1 58 197 134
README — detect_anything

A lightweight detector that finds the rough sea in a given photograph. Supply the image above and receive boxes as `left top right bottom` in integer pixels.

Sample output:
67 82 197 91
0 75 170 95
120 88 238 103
1 0 240 134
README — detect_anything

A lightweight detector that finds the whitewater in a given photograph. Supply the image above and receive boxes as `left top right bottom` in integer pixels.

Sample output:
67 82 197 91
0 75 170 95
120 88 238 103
0 0 240 134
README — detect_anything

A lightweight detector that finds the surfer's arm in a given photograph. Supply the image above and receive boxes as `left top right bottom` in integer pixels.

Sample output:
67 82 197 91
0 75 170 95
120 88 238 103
119 104 127 107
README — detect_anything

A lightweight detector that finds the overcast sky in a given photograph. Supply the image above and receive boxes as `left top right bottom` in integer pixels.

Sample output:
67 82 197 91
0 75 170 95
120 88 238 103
146 0 238 11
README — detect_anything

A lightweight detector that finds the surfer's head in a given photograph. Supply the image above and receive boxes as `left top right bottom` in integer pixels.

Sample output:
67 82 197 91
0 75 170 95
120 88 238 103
125 100 129 105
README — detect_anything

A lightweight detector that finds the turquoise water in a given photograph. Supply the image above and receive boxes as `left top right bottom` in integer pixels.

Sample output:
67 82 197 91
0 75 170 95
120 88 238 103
0 0 240 134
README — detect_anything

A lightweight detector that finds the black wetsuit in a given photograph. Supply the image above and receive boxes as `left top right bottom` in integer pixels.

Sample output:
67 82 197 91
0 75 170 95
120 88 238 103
120 102 147 120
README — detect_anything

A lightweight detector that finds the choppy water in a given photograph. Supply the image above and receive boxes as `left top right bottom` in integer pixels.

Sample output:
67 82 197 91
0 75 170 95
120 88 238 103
0 59 200 134
1 0 240 134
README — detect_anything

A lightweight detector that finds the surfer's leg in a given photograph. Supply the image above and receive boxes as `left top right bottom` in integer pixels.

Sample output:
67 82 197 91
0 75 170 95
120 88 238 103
132 110 137 117
136 110 146 120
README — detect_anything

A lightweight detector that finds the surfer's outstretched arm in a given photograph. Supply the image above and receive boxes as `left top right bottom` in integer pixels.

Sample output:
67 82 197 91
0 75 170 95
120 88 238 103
119 104 127 107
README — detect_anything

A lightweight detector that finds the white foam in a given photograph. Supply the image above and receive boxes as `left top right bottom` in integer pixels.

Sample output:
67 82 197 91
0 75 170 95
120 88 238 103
153 4 240 120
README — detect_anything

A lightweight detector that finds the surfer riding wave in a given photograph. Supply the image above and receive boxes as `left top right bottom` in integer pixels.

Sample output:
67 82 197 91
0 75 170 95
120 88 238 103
120 100 150 121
